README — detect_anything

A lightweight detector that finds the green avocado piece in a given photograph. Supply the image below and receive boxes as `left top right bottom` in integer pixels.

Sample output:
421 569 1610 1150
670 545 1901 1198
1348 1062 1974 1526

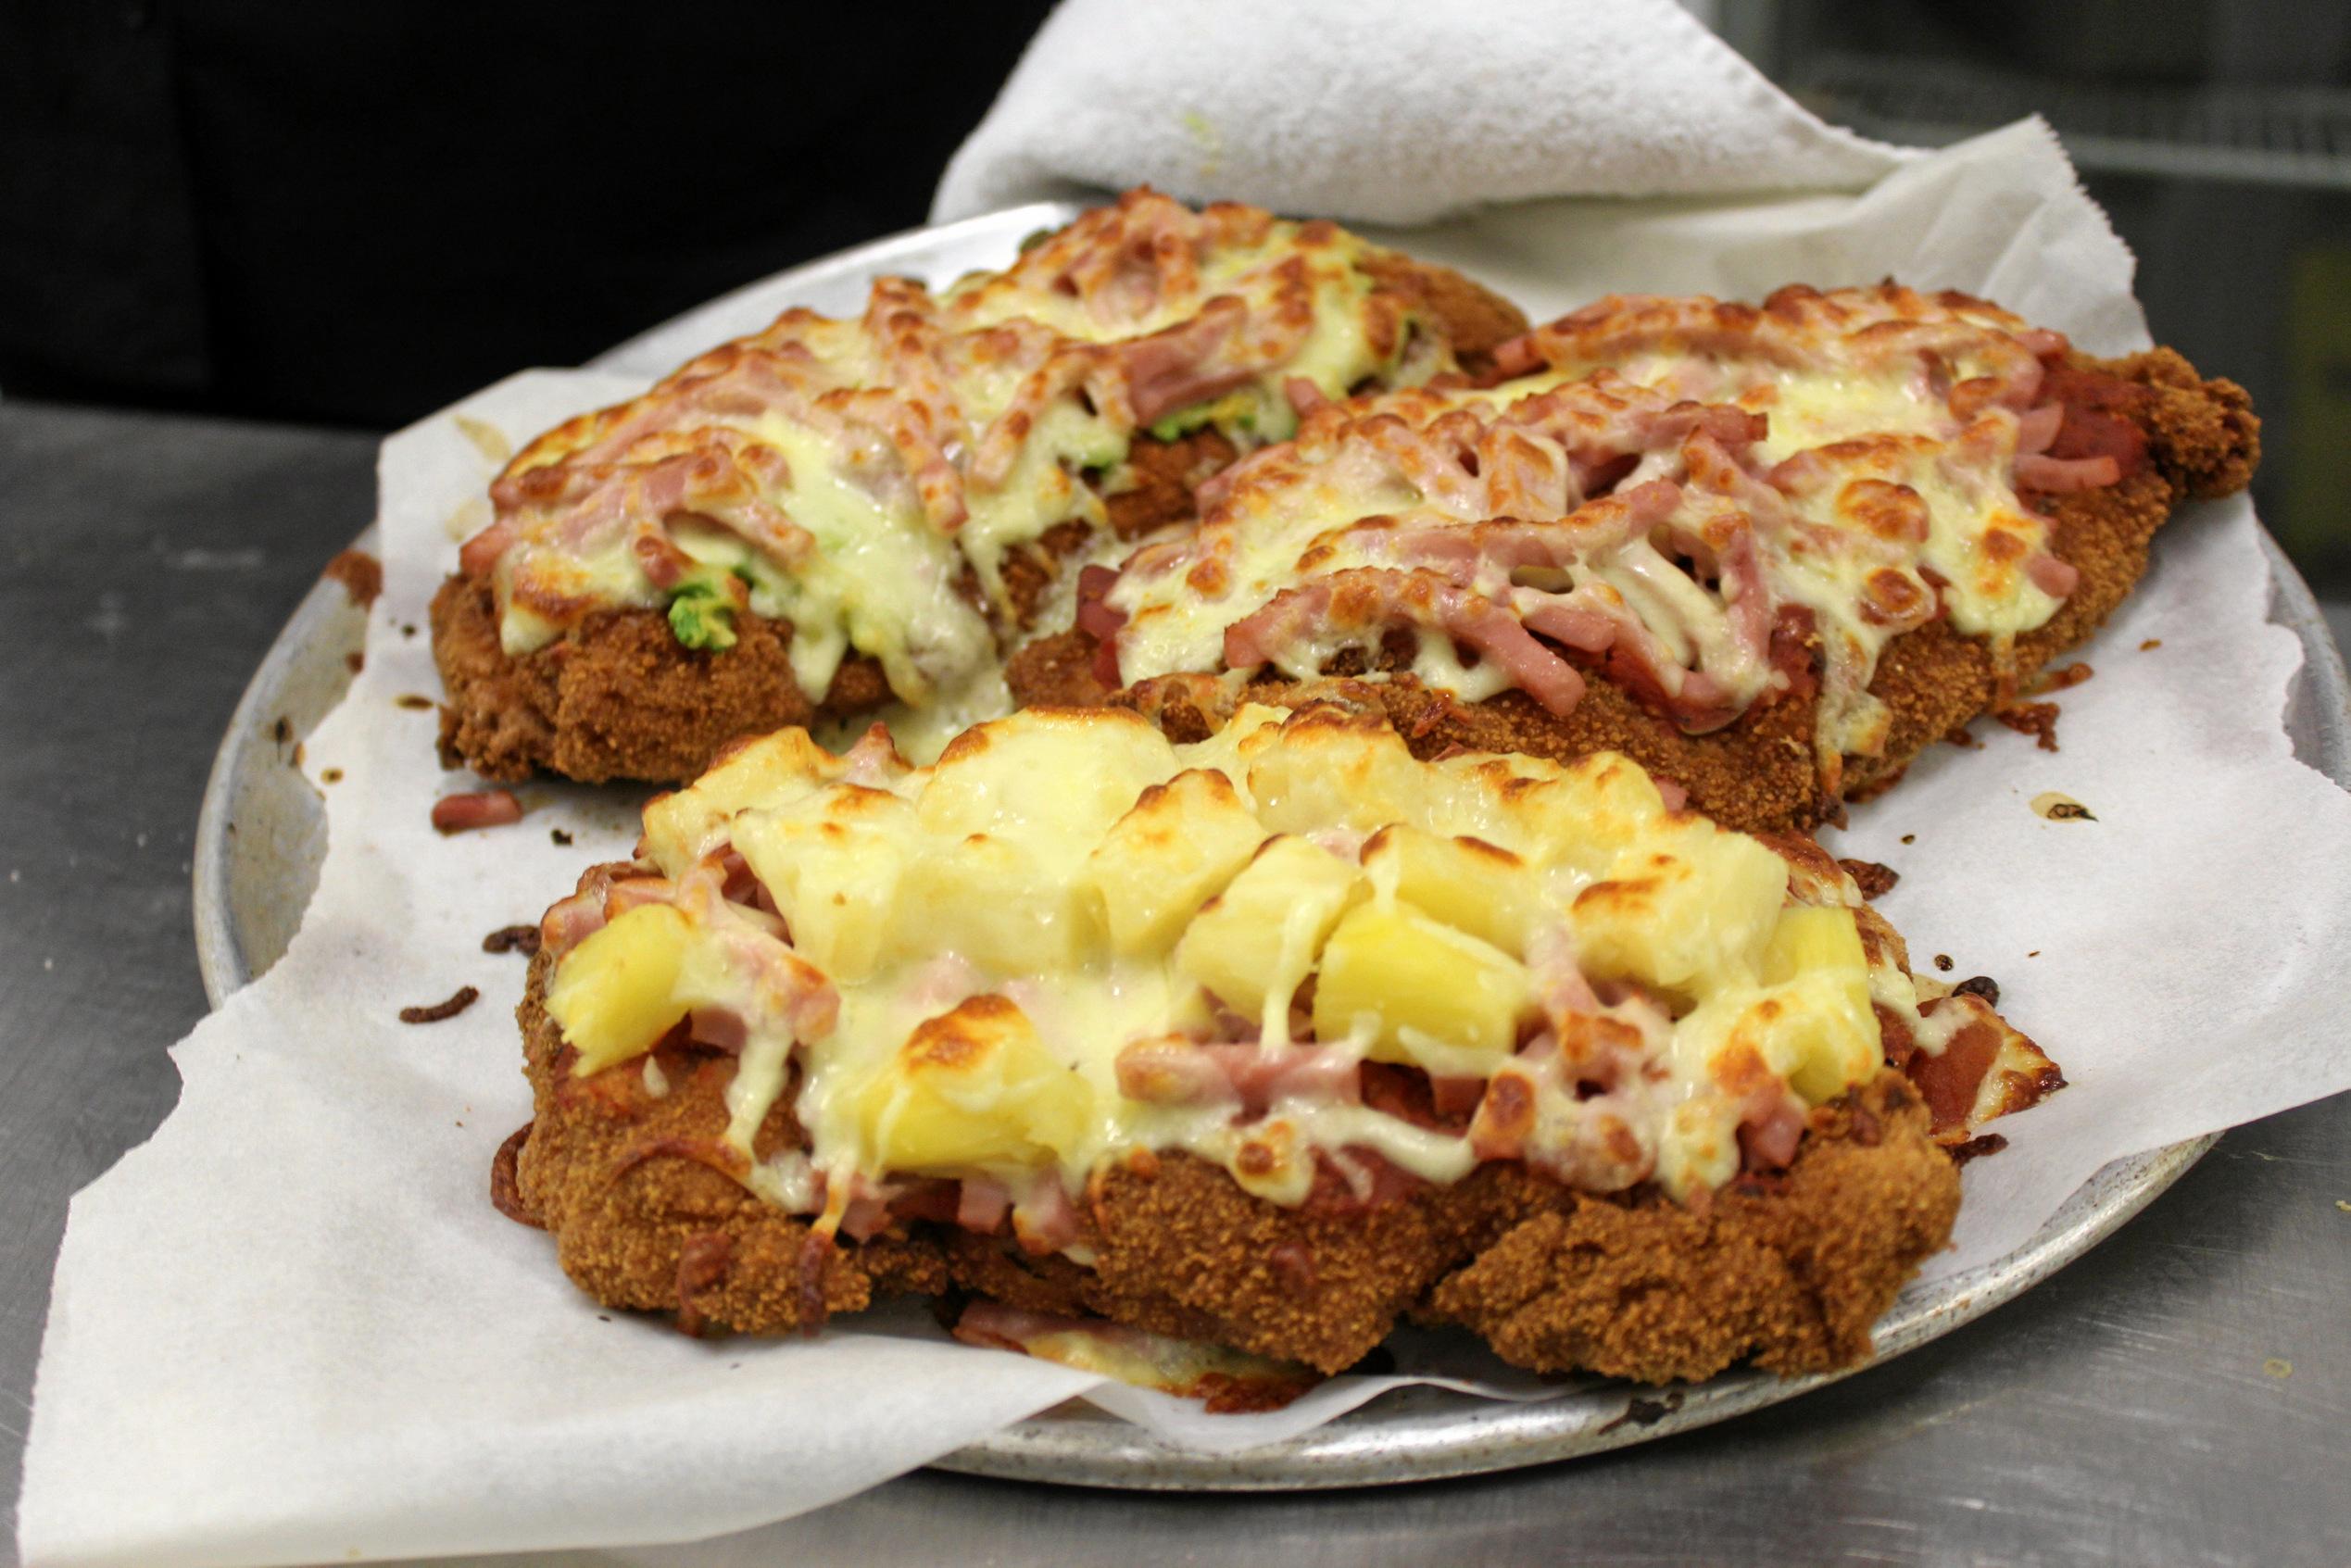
667 579 739 651
1148 389 1261 445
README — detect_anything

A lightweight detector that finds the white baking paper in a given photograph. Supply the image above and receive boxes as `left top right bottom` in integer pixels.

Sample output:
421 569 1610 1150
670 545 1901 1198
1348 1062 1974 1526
21 119 2351 1567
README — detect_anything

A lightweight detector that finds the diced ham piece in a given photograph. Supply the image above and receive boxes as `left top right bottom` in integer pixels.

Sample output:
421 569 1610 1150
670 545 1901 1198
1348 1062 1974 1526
1284 376 1331 420
432 789 522 834
2027 554 2081 597
1075 563 1128 687
2014 452 2121 494
1012 1175 1082 1255
1738 1093 1808 1172
457 515 522 576
837 1193 894 1243
602 876 677 919
2016 403 2065 455
1428 1076 1488 1119
956 1176 1012 1234
687 1007 748 1054
538 889 608 959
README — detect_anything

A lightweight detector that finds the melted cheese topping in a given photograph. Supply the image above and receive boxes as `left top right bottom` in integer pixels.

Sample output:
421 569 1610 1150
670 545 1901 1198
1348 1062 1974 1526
466 192 1444 753
1106 283 2093 777
542 706 1935 1237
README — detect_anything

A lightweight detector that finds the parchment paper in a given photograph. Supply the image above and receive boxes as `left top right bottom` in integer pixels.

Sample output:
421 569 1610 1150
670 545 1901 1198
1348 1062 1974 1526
21 120 2351 1567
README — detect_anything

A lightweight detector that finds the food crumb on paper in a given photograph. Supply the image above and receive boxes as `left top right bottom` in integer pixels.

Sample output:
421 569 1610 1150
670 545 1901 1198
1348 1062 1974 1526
2141 638 2162 650
2031 791 2096 822
483 924 541 956
2263 1358 2294 1379
399 987 480 1024
1934 954 1954 972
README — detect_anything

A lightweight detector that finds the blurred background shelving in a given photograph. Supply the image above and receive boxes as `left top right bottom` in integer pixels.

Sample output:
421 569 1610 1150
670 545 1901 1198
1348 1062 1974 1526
1710 0 2351 593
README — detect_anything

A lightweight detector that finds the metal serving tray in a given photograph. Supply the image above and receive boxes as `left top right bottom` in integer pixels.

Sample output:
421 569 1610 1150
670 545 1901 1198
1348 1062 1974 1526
191 209 2351 1491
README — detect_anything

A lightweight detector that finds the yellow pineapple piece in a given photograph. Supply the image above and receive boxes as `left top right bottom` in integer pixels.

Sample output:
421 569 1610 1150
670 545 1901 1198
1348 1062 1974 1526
1085 769 1269 957
639 729 851 872
1242 710 1438 836
899 832 1103 973
546 904 694 1075
1360 824 1546 956
1174 836 1364 1018
1757 905 1880 1101
1313 900 1532 1069
1569 820 1788 991
858 995 1094 1173
1509 752 1677 876
918 708 1176 851
731 787 916 984
1761 903 1868 985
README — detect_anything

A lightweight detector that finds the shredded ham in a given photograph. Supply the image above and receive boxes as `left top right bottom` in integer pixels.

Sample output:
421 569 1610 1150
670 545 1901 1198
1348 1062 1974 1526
1223 568 1590 716
2015 452 2122 493
431 789 522 834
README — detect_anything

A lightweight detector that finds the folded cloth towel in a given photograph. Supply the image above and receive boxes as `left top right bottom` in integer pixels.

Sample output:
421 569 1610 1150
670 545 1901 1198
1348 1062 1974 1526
935 0 1907 225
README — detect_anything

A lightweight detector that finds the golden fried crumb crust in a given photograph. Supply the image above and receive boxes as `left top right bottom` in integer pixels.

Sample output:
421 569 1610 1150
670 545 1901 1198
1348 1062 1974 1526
1424 1073 1957 1381
510 948 1952 1377
433 258 1518 785
431 573 893 786
1358 250 1530 376
1008 347 2260 833
511 949 945 1331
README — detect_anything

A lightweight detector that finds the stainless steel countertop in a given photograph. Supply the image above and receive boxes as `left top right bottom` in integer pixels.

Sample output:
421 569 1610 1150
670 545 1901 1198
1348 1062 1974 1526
2 398 2345 1568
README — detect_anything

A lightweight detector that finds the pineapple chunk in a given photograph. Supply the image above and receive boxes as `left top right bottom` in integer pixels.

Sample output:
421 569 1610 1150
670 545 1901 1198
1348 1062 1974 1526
857 995 1093 1173
1085 769 1268 956
899 832 1102 973
1360 824 1546 956
1313 900 1532 1069
1169 703 1289 784
918 708 1176 855
1174 836 1364 1018
1569 819 1788 991
1759 905 1880 1101
546 904 693 1075
1512 753 1676 876
1243 711 1437 836
1761 904 1868 985
731 787 915 984
639 729 849 872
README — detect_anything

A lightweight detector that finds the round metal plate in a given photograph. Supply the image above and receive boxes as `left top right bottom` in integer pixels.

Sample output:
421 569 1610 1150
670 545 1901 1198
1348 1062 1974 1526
192 210 2351 1492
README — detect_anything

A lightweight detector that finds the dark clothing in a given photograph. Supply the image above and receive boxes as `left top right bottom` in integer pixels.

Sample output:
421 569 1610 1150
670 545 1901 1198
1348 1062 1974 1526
0 2 1050 426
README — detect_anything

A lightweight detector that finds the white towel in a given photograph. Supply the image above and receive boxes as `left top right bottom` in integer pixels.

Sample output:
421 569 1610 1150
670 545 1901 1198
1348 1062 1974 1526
935 0 1906 225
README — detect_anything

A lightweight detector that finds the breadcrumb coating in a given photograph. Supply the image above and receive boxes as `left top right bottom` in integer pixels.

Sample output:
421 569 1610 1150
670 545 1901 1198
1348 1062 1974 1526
433 574 893 786
1424 1073 1957 1381
509 947 1954 1379
509 950 944 1332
